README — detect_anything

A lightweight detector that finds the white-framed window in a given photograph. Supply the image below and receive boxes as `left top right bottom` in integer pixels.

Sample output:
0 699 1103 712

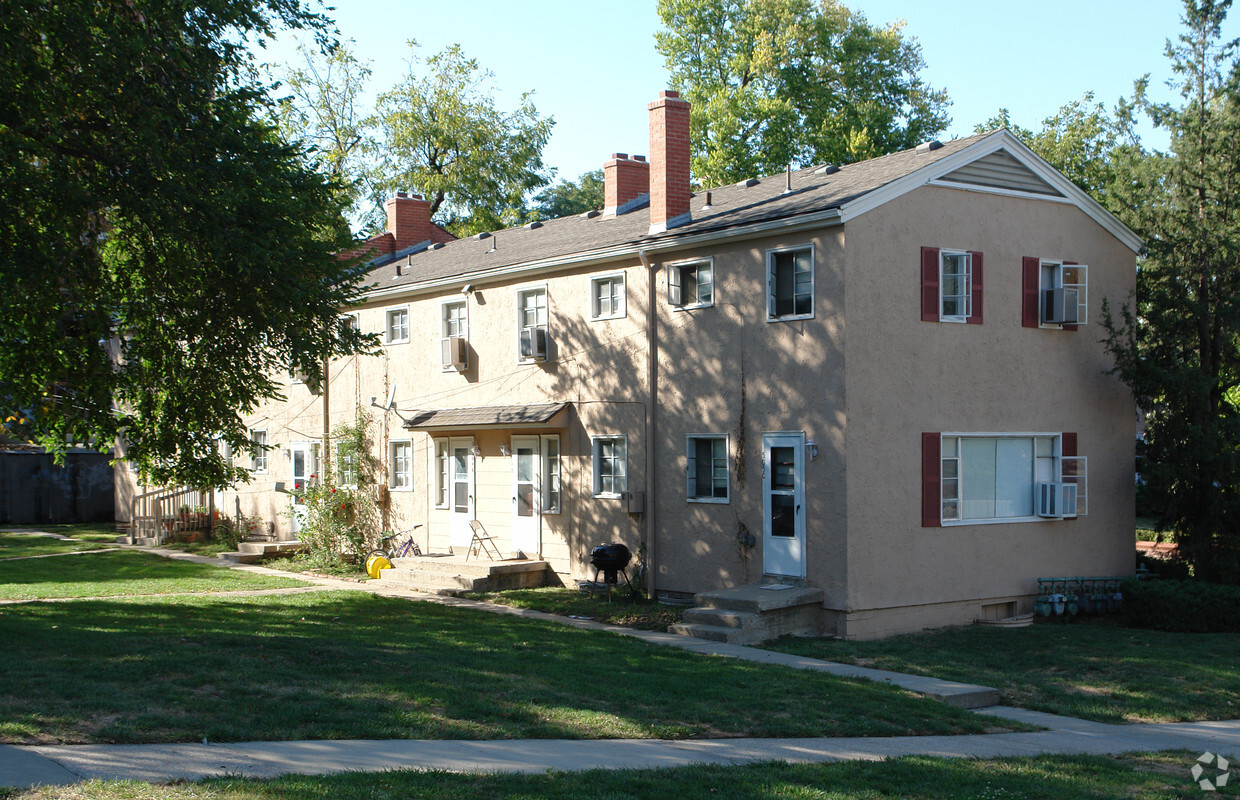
385 306 410 344
687 434 729 502
517 286 549 362
433 438 449 508
590 274 626 320
592 435 627 498
389 440 412 490
251 429 268 473
440 300 468 370
338 313 359 335
221 440 234 470
668 258 714 309
542 434 561 513
940 250 972 322
1041 260 1088 326
940 434 1086 524
767 245 814 321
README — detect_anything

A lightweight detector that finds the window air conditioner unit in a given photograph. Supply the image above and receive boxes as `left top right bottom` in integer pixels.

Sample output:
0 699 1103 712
520 326 547 360
1037 482 1079 518
441 336 468 370
1042 288 1079 325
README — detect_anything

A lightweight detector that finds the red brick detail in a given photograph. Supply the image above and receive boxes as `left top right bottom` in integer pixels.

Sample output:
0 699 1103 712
648 90 692 230
386 192 436 251
604 154 650 214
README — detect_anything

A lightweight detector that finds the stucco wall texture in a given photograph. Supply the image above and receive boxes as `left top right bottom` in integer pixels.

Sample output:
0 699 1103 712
132 180 1137 639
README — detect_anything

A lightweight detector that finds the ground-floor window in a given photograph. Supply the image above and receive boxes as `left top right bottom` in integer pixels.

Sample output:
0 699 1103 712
592 435 627 497
389 440 412 490
686 434 728 502
934 433 1086 524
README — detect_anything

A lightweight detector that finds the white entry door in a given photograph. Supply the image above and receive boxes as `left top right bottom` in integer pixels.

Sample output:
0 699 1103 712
511 435 541 556
763 432 806 578
290 442 316 534
449 437 475 550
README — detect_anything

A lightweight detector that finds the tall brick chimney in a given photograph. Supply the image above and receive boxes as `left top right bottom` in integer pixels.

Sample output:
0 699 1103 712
603 153 650 217
648 90 692 234
385 192 435 251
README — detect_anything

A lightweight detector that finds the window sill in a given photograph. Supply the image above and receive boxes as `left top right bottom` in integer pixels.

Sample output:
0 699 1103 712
385 339 410 346
593 492 625 500
672 302 714 312
940 515 1058 527
766 313 814 323
590 313 625 322
688 497 730 504
388 485 413 493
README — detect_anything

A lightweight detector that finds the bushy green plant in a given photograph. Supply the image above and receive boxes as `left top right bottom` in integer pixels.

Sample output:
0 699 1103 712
1122 577 1240 633
211 520 243 550
292 410 381 568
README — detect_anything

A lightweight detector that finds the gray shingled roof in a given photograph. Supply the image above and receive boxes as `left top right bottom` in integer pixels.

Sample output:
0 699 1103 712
365 132 994 291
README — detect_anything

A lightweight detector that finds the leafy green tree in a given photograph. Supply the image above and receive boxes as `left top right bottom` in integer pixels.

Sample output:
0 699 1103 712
273 40 374 211
0 0 375 489
530 170 605 220
370 43 554 237
1102 0 1240 584
655 0 950 188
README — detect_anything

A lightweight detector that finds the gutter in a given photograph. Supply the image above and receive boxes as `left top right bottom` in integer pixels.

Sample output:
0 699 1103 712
639 248 657 599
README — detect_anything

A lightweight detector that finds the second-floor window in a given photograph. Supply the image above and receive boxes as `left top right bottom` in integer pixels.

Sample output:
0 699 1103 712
386 307 409 344
251 429 268 473
517 287 548 362
767 246 813 320
441 300 468 370
668 259 714 309
591 274 626 320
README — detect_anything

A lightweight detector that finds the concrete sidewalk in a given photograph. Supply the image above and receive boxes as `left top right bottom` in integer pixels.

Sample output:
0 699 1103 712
4 711 1239 788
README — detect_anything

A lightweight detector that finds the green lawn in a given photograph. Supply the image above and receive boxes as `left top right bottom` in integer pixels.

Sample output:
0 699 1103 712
0 590 998 745
2 752 1228 800
0 531 112 560
766 620 1240 723
0 550 307 600
460 587 685 630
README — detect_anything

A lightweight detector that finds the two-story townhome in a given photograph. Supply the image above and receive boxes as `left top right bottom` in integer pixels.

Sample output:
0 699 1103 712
136 89 1138 640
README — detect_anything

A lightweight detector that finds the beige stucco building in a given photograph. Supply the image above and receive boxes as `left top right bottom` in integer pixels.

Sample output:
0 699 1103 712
125 90 1140 639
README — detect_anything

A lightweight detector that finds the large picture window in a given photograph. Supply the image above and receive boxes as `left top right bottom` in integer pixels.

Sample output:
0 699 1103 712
938 434 1085 524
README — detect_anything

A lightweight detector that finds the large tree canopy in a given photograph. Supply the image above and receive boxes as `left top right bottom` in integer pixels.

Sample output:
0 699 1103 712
655 0 950 188
0 0 375 489
370 43 554 238
1102 0 1240 584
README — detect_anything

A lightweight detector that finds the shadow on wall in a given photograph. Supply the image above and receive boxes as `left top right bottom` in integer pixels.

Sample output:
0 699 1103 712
0 451 116 524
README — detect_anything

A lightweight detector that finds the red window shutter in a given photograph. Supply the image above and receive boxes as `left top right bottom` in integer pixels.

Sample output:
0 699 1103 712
1062 261 1079 331
922 432 941 527
1022 256 1040 328
968 251 983 325
921 247 940 322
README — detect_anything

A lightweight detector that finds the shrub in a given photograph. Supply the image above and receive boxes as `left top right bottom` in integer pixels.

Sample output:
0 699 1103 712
1122 577 1240 633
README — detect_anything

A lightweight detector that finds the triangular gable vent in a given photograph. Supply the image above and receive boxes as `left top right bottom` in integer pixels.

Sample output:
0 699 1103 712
938 148 1063 197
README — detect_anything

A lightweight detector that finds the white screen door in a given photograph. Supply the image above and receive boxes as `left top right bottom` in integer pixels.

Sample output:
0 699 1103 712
511 435 541 556
763 432 806 577
449 437 474 550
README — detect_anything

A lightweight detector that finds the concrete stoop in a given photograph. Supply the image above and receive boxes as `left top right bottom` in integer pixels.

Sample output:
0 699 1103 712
669 584 826 645
217 540 306 564
375 554 550 594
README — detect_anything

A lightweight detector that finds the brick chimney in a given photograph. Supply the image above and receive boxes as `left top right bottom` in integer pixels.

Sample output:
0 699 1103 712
648 90 692 234
385 192 435 251
603 153 650 217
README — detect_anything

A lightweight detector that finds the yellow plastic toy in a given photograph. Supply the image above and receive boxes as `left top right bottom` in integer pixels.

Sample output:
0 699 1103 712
366 553 393 580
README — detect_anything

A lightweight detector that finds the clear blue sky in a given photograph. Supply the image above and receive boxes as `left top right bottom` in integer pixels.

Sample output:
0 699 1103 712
262 0 1236 186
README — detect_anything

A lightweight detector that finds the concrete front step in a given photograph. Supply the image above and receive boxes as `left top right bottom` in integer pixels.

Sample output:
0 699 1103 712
376 556 549 594
217 541 306 564
671 583 826 645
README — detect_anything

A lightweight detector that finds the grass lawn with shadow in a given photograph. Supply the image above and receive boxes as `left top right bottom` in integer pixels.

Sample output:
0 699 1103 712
1 752 1226 799
0 590 1008 745
0 550 308 601
766 620 1240 723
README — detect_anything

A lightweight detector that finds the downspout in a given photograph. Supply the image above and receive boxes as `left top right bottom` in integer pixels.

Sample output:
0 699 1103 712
639 249 657 599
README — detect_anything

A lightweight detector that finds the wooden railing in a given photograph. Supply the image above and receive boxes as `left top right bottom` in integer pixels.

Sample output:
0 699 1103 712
129 486 215 544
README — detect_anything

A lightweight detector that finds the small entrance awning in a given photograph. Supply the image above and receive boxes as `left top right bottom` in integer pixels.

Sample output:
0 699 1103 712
402 402 569 431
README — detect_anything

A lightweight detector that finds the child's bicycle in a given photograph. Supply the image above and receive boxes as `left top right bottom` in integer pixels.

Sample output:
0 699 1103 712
365 525 423 579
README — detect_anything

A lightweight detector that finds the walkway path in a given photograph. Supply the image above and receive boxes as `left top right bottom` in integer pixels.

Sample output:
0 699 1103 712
2 537 1238 789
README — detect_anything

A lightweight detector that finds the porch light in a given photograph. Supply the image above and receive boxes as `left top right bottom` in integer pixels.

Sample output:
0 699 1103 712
805 439 819 461
499 442 511 457
471 443 482 457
